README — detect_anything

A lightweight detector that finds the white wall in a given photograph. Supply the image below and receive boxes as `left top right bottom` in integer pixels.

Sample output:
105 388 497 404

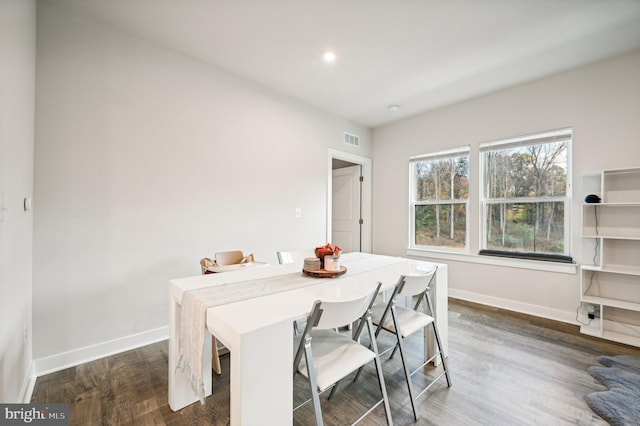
0 0 36 402
33 2 370 371
372 50 640 322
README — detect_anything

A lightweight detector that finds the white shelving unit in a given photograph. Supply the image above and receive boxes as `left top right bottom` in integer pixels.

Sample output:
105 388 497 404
579 168 640 346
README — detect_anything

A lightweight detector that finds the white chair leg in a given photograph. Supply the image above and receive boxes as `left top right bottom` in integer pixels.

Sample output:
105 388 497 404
328 381 339 400
426 293 452 387
391 305 419 421
304 339 324 426
432 321 452 387
367 316 394 425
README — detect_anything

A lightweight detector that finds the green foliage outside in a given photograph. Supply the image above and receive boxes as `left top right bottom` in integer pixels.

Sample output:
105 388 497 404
485 202 565 253
415 204 466 247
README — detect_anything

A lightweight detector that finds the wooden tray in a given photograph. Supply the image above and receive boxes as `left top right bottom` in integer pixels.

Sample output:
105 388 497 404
302 266 347 278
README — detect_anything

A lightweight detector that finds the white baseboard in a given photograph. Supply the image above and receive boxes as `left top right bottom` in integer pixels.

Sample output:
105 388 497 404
19 360 36 403
27 292 576 398
449 288 577 325
34 326 169 378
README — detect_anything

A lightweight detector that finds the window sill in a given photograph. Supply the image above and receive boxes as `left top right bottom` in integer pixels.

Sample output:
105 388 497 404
406 248 577 274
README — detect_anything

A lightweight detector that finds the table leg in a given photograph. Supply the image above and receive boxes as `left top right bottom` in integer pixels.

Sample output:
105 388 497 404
168 297 213 411
227 319 293 425
425 266 448 365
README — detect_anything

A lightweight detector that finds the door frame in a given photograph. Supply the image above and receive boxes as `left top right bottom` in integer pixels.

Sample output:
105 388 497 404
327 148 372 253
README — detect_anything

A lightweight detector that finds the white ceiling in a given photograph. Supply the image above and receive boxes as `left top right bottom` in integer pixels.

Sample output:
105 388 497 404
46 0 640 128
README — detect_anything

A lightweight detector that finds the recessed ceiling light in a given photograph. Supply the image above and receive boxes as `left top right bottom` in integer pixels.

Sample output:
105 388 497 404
388 105 400 111
323 51 337 63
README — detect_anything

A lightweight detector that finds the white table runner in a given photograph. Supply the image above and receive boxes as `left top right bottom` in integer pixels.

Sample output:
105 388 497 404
177 253 404 402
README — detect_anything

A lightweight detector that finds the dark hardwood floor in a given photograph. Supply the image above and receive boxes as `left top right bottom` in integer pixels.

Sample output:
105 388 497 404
31 298 640 425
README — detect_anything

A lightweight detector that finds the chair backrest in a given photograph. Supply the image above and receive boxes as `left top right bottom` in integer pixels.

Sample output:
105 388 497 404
397 267 438 298
215 250 244 266
277 249 316 265
310 282 381 330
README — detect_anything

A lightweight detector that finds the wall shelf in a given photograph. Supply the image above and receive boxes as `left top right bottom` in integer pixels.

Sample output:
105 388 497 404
582 204 640 239
580 167 640 347
581 295 640 312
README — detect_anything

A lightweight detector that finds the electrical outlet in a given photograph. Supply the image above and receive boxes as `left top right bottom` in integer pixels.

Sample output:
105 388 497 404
585 304 600 319
295 208 301 218
23 323 28 342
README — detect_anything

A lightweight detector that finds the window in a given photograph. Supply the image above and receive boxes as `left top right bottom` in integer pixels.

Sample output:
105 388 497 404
410 147 470 250
480 128 572 261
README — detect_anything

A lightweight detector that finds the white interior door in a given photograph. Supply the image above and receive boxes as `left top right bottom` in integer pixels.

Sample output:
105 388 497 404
332 165 361 253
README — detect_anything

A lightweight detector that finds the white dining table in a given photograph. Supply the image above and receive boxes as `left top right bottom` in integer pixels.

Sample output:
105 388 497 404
168 252 448 425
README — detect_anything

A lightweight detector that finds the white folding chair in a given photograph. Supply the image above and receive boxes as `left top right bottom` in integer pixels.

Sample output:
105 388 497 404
364 268 451 421
276 249 315 266
293 282 393 425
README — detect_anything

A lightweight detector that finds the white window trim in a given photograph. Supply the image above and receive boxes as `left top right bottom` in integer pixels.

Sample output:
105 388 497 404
479 129 572 258
479 127 572 151
408 146 470 252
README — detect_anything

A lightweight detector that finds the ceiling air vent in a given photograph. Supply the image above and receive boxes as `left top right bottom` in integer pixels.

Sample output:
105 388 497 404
343 132 360 147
